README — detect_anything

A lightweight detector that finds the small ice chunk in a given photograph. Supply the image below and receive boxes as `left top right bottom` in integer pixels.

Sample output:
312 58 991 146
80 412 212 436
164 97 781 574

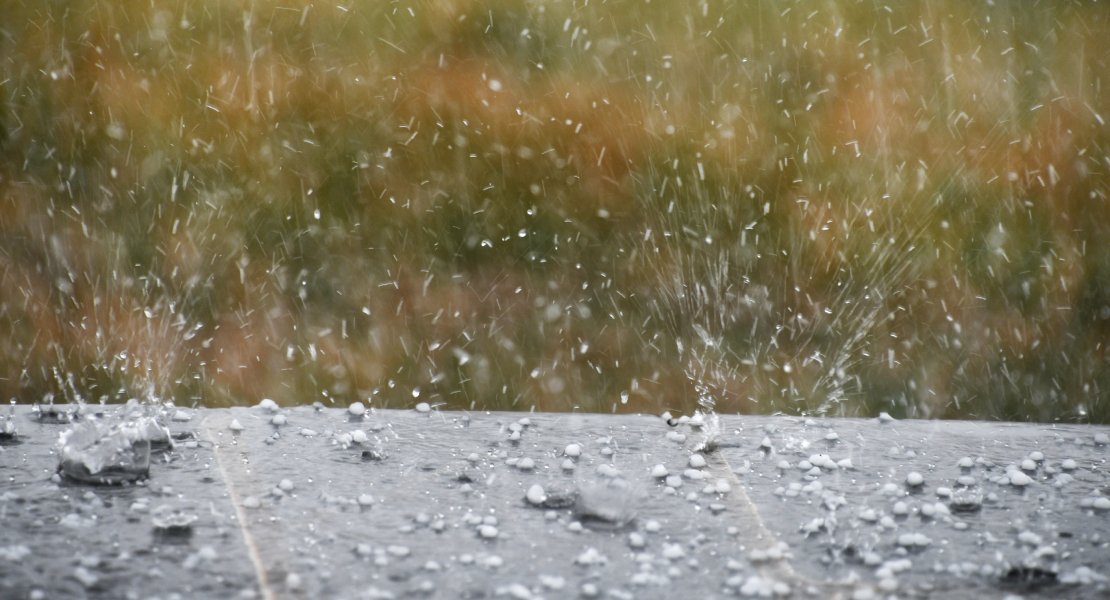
479 525 499 538
896 533 931 547
666 431 686 442
279 479 294 491
688 454 706 468
629 532 646 548
1095 433 1109 445
518 458 535 470
229 419 244 431
575 547 606 565
1029 451 1044 461
73 566 99 587
258 399 278 411
299 428 317 436
358 494 375 506
1009 472 1032 487
271 414 287 426
415 402 431 413
957 456 974 468
561 459 575 470
241 496 261 509
1093 497 1110 510
665 474 682 487
645 520 661 533
892 502 909 516
1018 531 1043 545
715 479 731 494
564 443 581 457
661 543 685 559
1021 459 1037 472
1061 459 1078 471
526 484 546 505
837 458 854 469
387 545 410 557
825 432 839 441
936 487 952 498
777 460 792 470
172 410 192 422
348 402 365 417
651 464 669 478
905 472 924 486
878 412 895 422
351 430 368 444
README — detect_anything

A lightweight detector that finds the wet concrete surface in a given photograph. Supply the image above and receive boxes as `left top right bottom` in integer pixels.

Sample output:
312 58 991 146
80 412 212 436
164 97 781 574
2 405 1109 600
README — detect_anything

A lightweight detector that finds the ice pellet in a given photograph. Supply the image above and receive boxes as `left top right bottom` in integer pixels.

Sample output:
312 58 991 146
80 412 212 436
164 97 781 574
651 464 669 478
229 419 244 431
1095 433 1109 445
271 414 286 426
1009 472 1032 486
906 472 924 486
415 402 431 413
526 484 546 505
348 402 365 416
1061 459 1078 470
661 543 685 559
564 443 581 457
688 454 706 468
358 494 375 506
957 457 974 469
351 429 368 443
518 458 535 470
561 459 575 470
479 525 499 538
279 479 294 491
241 496 260 509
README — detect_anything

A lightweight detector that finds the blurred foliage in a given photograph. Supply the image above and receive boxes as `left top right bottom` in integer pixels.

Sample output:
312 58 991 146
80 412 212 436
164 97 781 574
2 0 1110 422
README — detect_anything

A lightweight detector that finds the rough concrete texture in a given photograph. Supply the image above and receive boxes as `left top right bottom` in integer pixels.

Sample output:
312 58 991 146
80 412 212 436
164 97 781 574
2 404 1109 600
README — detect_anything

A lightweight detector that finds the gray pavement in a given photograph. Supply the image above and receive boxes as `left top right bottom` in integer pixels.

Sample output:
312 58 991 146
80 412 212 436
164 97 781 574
2 404 1110 599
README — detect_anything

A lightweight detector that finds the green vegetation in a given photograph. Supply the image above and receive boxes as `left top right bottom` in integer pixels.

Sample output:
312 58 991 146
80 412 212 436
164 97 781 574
2 0 1110 421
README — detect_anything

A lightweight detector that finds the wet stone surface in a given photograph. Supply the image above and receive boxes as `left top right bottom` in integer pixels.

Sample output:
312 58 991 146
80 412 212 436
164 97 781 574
2 405 1110 599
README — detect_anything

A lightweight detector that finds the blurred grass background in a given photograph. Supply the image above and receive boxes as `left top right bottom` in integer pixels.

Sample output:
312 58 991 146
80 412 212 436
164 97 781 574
2 0 1110 421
